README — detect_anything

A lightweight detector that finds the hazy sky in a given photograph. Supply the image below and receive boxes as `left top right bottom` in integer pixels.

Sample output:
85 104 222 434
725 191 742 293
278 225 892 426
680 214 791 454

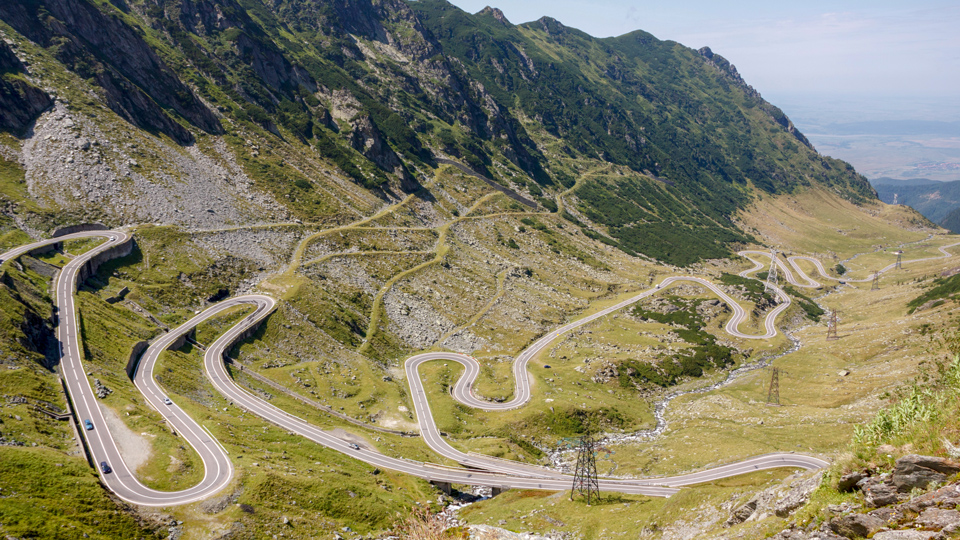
445 1 960 114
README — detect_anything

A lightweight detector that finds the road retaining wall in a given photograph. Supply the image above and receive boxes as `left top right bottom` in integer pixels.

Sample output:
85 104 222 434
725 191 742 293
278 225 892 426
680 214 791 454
26 242 60 258
232 316 269 346
75 235 134 287
167 328 195 352
52 223 109 238
125 341 149 379
436 158 538 209
58 375 94 469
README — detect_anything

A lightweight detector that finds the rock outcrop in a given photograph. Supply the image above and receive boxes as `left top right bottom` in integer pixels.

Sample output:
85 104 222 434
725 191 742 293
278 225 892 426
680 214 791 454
837 470 868 492
848 454 960 509
0 41 52 136
0 0 221 144
771 455 960 540
861 476 901 507
725 471 823 527
828 513 885 538
893 455 960 493
94 378 113 399
349 114 416 189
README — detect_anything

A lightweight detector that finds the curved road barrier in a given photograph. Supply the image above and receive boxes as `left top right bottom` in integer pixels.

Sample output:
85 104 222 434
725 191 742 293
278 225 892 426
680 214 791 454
403 274 797 478
7 230 884 505
2 231 241 505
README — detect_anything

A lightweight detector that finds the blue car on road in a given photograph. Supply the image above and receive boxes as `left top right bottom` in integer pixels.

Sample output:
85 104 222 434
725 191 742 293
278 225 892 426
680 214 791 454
100 461 112 474
84 419 94 430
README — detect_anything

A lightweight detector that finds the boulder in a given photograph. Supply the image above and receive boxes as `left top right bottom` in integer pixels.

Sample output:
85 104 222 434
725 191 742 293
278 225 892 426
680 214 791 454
838 470 868 492
898 455 960 476
768 526 847 540
770 524 847 540
893 455 960 493
904 483 960 512
775 473 823 517
871 531 938 540
914 507 960 531
860 477 900 507
829 513 885 538
725 498 758 526
867 506 906 525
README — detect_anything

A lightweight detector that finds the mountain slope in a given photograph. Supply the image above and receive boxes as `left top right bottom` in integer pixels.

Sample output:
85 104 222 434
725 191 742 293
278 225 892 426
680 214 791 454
939 205 960 233
0 0 875 265
873 178 960 227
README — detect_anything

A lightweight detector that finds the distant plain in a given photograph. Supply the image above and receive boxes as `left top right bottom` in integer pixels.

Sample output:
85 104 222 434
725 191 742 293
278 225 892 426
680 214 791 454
773 94 960 183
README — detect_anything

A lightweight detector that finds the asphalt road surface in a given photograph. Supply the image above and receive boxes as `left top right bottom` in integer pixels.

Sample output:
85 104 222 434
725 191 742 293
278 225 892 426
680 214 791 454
403 274 796 479
1 230 845 505
740 242 960 289
2 231 237 505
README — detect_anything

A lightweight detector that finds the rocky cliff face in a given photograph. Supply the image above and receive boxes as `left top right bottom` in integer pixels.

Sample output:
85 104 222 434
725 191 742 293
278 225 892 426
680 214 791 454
0 0 221 144
0 41 52 136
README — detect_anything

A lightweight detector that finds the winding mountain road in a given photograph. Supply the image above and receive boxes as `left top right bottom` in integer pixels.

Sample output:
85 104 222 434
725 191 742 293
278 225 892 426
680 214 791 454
403 274 797 479
0 230 856 506
739 242 960 289
2 231 239 505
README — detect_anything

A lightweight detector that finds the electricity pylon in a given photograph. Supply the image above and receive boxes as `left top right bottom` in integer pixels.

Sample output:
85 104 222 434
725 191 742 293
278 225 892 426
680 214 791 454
826 310 839 340
765 249 779 292
571 428 600 504
767 367 781 406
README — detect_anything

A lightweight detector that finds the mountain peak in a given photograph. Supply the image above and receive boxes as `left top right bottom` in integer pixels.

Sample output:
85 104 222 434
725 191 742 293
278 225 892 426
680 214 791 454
478 6 511 25
535 16 566 35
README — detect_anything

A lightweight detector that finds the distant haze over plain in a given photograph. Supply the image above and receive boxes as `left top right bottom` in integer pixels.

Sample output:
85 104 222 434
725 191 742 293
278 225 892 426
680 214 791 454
773 94 960 182
448 1 960 181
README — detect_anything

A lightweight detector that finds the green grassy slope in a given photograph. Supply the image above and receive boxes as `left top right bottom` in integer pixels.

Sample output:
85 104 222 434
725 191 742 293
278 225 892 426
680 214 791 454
1 0 877 265
0 258 160 539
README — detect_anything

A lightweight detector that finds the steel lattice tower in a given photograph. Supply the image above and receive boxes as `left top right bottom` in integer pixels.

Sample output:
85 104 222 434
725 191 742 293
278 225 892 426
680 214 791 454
571 432 600 504
765 250 779 291
767 367 780 406
826 310 839 340
896 251 903 270
872 270 880 290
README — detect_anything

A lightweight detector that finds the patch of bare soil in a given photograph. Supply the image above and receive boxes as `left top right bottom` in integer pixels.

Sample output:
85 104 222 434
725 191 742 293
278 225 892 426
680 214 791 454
98 403 153 472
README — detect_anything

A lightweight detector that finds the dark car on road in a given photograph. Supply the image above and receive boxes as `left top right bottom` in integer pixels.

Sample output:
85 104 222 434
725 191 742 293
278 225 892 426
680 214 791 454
84 419 94 430
100 461 112 474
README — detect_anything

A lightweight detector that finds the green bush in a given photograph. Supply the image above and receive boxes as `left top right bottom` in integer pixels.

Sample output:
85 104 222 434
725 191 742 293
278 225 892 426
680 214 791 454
535 406 627 437
719 272 768 303
538 197 558 212
506 434 544 459
624 298 736 387
908 273 960 313
783 285 825 322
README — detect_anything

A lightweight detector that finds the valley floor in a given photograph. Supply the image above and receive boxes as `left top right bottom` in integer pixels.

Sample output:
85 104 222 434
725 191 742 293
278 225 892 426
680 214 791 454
2 182 957 540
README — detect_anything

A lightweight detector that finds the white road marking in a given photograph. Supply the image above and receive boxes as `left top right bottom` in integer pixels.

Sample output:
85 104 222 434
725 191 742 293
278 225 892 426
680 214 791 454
10 232 944 504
